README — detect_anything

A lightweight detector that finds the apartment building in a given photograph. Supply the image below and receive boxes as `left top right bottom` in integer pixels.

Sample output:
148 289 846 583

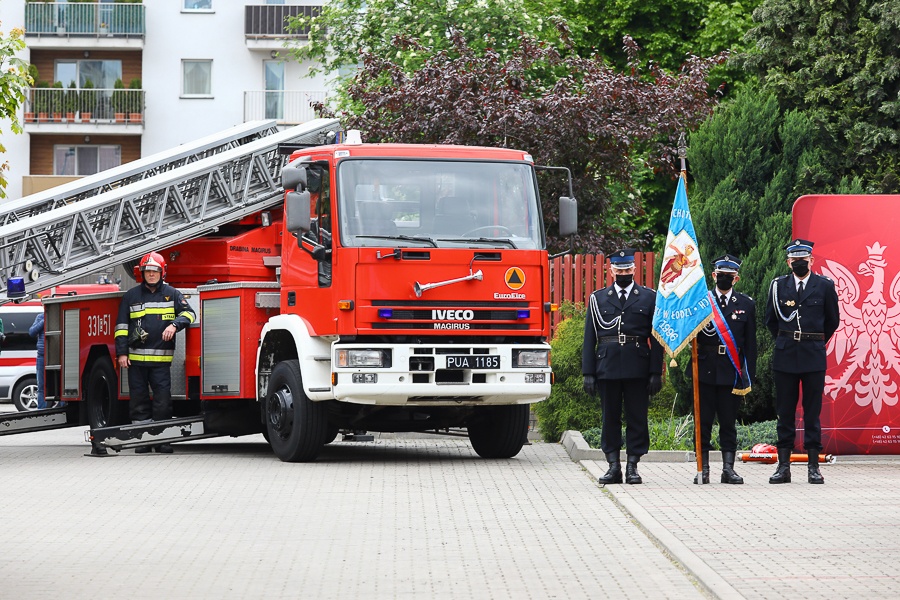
0 0 329 200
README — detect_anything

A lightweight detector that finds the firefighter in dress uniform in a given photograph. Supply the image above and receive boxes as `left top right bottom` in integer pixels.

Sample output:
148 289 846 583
764 239 840 484
582 248 664 484
115 252 196 454
695 254 757 484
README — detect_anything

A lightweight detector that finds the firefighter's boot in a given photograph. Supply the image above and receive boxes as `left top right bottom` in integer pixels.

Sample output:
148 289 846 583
625 455 642 484
692 451 710 484
597 451 623 484
808 453 824 484
769 448 792 484
721 451 744 484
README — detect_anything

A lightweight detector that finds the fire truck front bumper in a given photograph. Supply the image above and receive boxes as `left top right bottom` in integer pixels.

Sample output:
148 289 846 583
327 344 552 406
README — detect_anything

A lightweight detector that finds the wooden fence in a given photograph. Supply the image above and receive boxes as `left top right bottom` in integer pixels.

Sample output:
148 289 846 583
549 252 656 336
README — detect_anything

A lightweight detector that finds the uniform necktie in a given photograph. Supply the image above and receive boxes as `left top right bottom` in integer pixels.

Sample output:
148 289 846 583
719 294 727 310
798 281 804 296
619 289 627 306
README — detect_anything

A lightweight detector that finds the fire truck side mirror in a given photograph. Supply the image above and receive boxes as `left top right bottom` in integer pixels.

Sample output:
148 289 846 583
286 190 312 236
559 196 578 237
282 164 307 192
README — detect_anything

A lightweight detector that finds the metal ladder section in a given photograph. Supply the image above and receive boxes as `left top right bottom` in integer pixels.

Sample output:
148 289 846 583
0 120 285 227
0 117 339 298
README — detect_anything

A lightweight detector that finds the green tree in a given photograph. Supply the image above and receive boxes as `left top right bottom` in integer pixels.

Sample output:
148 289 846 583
286 0 561 87
555 0 761 79
0 25 31 197
740 0 900 191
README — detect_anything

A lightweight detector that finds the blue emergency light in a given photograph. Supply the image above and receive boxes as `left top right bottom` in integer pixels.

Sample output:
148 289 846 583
6 277 26 300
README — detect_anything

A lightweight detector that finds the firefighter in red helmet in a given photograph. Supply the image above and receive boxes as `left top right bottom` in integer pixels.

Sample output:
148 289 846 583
115 252 195 453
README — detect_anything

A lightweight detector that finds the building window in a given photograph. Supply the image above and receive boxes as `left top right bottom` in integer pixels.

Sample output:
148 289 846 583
54 59 122 89
54 145 121 176
183 0 213 10
182 60 212 97
264 60 284 120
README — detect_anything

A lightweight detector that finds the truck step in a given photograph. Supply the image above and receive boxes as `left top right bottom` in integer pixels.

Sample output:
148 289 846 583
0 407 76 436
86 415 221 453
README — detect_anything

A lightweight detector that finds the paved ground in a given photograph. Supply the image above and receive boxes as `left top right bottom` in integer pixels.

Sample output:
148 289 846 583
3 411 900 599
0 425 702 600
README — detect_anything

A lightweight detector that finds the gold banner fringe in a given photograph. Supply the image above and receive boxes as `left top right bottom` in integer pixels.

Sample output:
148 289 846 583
653 314 713 360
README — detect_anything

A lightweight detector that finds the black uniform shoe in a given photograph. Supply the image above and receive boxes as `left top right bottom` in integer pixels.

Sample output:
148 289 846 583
598 451 623 484
625 455 642 484
135 446 152 454
769 448 792 484
720 451 744 484
808 454 824 484
155 444 174 454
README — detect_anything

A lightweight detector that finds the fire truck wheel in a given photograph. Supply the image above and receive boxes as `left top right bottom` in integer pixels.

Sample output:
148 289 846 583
467 404 530 459
86 357 129 429
12 377 39 411
265 360 328 462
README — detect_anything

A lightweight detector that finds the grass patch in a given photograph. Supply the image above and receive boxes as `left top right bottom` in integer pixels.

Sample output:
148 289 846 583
583 418 777 451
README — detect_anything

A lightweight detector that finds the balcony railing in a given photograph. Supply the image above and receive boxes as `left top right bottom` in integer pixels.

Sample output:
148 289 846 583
244 90 326 125
25 87 145 124
25 2 145 38
245 4 319 38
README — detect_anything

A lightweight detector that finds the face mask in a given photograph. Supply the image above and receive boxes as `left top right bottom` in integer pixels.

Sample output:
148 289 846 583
715 273 734 291
791 260 810 277
615 274 633 288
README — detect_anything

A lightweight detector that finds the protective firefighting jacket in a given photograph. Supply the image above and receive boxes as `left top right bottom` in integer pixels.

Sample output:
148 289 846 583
115 281 196 364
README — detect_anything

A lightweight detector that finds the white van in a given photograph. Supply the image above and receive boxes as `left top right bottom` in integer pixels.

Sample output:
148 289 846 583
0 301 41 410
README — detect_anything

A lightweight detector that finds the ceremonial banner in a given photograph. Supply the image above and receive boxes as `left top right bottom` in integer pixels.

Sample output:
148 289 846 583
651 176 713 356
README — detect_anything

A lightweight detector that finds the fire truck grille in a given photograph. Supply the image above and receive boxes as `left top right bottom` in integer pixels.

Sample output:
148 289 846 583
388 309 520 320
372 323 530 330
372 300 529 308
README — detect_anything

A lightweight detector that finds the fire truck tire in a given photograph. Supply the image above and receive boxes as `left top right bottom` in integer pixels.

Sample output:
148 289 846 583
86 357 129 429
467 404 530 459
265 360 328 462
12 377 39 411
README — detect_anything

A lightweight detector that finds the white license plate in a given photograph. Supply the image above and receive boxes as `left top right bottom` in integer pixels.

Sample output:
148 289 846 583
445 355 500 369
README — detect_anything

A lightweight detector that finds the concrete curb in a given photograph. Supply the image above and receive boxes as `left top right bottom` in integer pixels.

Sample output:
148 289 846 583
560 430 721 463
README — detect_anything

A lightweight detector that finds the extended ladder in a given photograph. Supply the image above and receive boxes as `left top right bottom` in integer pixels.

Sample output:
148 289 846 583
0 117 339 298
0 120 285 225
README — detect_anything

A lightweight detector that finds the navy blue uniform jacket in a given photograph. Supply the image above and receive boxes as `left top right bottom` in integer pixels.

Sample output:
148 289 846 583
697 291 757 386
582 284 664 380
764 273 840 373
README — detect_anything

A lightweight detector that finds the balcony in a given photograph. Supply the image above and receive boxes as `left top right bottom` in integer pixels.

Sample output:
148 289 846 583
25 2 145 50
244 4 319 51
24 87 144 134
243 90 326 125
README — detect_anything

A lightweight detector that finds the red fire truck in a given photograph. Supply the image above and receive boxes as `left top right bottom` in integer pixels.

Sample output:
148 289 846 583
0 121 576 462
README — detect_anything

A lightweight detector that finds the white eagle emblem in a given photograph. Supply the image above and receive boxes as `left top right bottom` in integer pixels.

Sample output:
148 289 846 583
821 242 900 414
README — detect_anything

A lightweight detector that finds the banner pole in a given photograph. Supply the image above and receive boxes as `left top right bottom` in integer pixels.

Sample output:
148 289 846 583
692 337 705 483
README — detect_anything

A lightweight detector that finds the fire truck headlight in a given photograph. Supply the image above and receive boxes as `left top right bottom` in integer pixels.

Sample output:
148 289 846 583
513 349 550 368
336 349 391 368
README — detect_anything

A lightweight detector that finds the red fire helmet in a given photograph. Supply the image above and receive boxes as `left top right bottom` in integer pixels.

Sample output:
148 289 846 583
134 252 167 281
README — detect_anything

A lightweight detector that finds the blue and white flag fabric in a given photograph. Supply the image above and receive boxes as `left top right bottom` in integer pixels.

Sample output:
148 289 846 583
651 175 713 357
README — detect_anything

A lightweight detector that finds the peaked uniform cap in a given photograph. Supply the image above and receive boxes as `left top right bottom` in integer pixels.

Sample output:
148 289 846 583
609 248 636 268
785 239 813 258
713 253 741 273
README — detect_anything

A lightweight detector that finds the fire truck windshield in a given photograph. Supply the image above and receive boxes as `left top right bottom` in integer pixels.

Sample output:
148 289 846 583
337 159 544 250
